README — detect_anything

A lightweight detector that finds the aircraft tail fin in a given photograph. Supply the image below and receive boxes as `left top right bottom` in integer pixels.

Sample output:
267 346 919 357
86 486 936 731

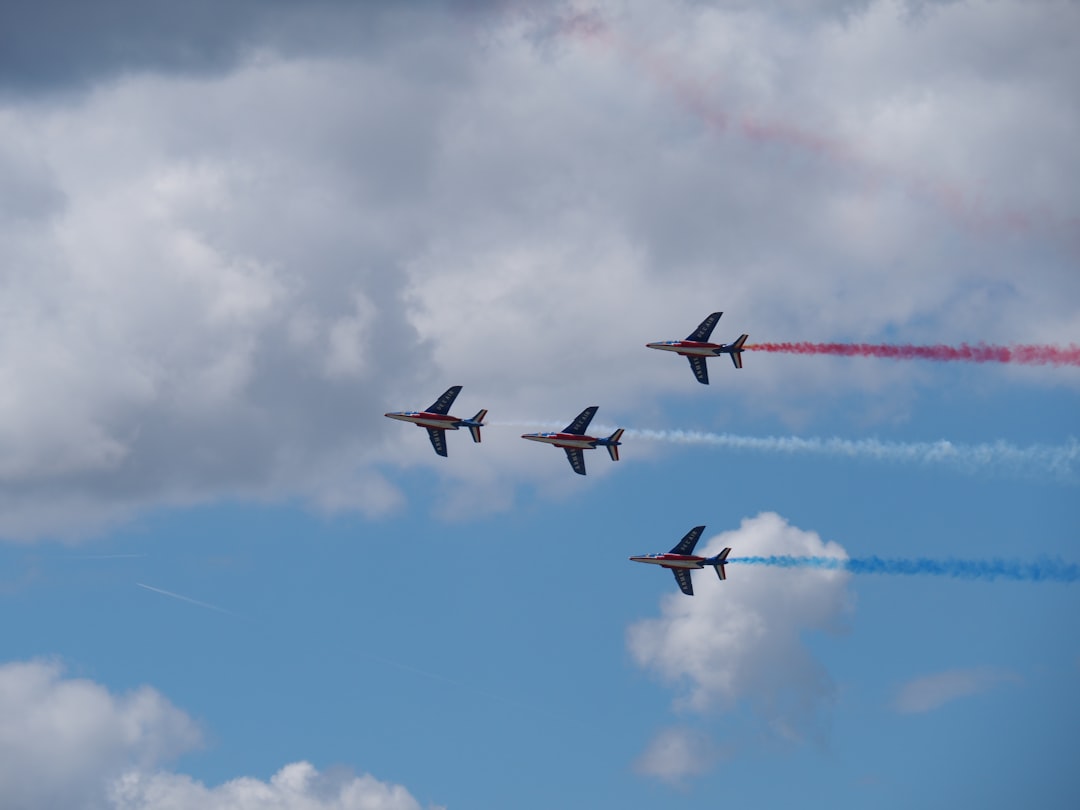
605 428 624 461
729 334 748 369
713 547 732 580
467 409 487 443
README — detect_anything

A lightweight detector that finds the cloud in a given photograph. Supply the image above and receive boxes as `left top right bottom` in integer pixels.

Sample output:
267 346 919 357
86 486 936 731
626 513 852 741
0 659 202 809
634 727 724 784
1 0 1078 539
893 667 1022 714
0 659 437 810
109 762 438 810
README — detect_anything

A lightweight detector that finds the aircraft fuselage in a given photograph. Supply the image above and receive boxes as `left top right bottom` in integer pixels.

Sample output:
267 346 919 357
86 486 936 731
385 411 463 430
646 340 726 357
521 432 603 449
629 553 710 570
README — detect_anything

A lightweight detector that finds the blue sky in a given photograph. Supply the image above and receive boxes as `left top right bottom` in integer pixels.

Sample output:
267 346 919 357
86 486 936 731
1 1 1078 808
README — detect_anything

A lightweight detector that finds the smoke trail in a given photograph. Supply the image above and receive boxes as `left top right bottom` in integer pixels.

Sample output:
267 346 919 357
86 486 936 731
729 555 1080 583
622 428 1079 482
493 420 1079 481
550 10 1075 245
747 342 1080 367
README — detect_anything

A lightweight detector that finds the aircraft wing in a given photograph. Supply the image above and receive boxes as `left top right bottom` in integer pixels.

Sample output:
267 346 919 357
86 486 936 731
564 448 587 476
687 311 722 342
427 385 462 415
670 526 705 555
427 428 448 457
687 355 710 385
672 568 694 596
563 406 599 435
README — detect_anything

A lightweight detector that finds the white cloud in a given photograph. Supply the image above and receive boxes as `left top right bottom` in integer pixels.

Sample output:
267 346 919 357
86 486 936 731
109 762 437 810
0 659 202 810
0 659 438 810
893 666 1022 714
627 513 852 740
634 727 723 783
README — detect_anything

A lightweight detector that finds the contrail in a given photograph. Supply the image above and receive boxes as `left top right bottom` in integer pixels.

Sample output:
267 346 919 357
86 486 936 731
493 420 1079 481
729 555 1080 583
70 553 147 560
136 583 241 618
747 341 1080 367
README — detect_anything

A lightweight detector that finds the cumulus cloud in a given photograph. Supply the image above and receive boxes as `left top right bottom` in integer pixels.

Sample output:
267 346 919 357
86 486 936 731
0 659 437 810
627 513 852 741
893 666 1022 714
109 762 437 810
0 659 202 809
1 0 1077 539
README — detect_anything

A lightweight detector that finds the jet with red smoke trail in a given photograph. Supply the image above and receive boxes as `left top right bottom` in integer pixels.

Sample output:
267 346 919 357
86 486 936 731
385 385 487 457
647 311 749 384
521 406 624 475
630 525 732 595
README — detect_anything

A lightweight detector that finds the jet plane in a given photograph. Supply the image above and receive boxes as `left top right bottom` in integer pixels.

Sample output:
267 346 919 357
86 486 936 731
521 406 624 476
646 311 749 384
630 525 732 595
385 385 487 457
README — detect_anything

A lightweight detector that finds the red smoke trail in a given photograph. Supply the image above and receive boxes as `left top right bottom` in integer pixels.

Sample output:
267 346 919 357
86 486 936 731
747 342 1080 367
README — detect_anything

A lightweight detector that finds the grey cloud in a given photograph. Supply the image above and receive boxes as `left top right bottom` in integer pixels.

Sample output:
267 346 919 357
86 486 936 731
0 0 509 95
1 0 1077 538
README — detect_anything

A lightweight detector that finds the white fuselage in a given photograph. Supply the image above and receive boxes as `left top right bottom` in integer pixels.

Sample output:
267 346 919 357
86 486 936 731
521 433 596 449
385 412 459 430
646 340 721 357
629 554 705 569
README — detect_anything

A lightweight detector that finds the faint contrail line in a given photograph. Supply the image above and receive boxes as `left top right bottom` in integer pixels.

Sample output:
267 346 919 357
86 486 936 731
493 421 1079 481
70 553 147 559
136 583 241 618
729 555 1080 583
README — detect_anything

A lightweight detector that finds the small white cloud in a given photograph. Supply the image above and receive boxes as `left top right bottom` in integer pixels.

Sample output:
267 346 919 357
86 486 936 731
109 761 437 810
893 667 1022 714
634 727 723 784
627 513 852 740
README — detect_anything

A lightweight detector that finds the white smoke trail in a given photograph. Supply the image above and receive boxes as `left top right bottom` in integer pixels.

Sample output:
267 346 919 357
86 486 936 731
492 421 1079 481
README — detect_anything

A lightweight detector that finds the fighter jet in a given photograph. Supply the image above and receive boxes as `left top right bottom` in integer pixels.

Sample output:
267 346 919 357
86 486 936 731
646 311 749 384
520 406 624 476
630 525 732 595
384 385 487 457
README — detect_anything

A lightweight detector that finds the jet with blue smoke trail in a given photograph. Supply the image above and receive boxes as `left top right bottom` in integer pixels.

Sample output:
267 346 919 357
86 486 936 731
630 525 732 595
728 555 1079 583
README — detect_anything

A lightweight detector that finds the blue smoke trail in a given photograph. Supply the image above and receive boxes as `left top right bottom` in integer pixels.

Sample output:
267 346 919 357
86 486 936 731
729 555 1080 583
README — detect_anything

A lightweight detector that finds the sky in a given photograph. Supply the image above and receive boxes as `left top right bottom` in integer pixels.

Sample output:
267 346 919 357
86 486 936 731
0 0 1078 807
